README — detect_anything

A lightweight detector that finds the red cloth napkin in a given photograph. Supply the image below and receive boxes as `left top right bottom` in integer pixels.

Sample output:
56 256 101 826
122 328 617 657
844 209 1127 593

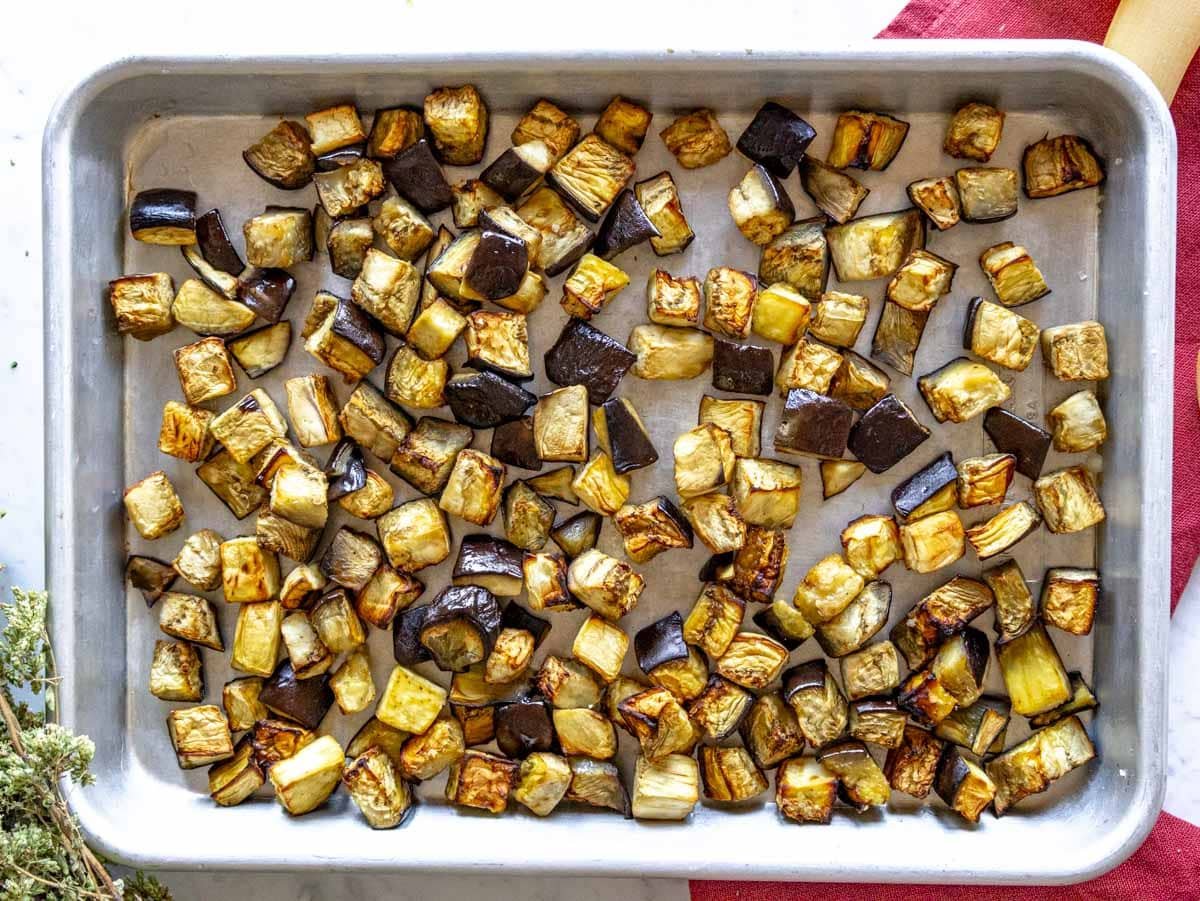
689 1 1200 896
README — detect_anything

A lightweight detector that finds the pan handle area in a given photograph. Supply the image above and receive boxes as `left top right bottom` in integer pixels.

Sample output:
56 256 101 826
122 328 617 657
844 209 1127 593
1104 0 1200 104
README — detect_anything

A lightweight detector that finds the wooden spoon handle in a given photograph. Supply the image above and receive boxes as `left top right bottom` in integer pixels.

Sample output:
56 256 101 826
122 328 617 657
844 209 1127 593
1104 0 1200 104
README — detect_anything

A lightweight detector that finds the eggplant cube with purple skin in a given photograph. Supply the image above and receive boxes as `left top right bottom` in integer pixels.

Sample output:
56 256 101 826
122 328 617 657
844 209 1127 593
615 496 694 563
741 693 804 769
637 171 695 256
980 242 1051 308
306 296 386 383
827 110 910 171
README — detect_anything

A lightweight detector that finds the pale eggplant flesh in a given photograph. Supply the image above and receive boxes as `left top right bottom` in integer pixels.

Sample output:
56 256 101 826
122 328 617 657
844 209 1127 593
419 585 503 673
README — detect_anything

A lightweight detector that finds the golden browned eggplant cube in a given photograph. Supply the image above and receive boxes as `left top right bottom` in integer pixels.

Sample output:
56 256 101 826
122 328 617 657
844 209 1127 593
561 253 630 319
220 536 281 603
423 85 488 165
373 196 435 262
313 158 385 218
284 375 341 448
438 449 506 526
515 187 592 275
964 298 1040 371
328 648 375 716
568 549 644 622
339 470 394 520
343 746 412 829
269 733 345 816
820 460 867 499
533 384 589 463
637 171 695 255
830 353 890 412
839 515 901 580
513 751 572 817
209 737 265 807
686 676 753 742
242 210 313 270
751 282 811 346
776 756 838 823
159 592 223 651
256 509 319 565
464 310 531 380
109 272 175 340
699 396 764 459
1042 321 1109 382
728 525 789 605
351 249 421 337
279 563 325 610
595 95 652 155
965 501 1041 560
408 298 468 360
485 627 536 685
728 165 795 246
553 708 618 760
615 496 693 563
167 704 234 769
159 401 215 464
1041 567 1099 635
918 358 1011 423
885 249 957 313
646 269 702 327
827 110 910 170
222 677 266 732
1023 134 1105 198
149 640 203 702
446 749 518 814
883 725 943 798
681 492 747 555
377 664 448 734
231 600 283 677
173 337 237 405
523 553 576 613
512 99 580 163
995 623 1072 716
776 338 843 396
731 458 801 529
987 715 1095 815
979 242 1050 307
945 102 1005 161
573 614 630 683
674 423 736 498
682 583 745 658
573 453 631 517
826 209 925 283
550 133 634 222
703 267 758 339
899 510 965 574
503 481 555 551
451 179 504 229
377 498 451 573
808 291 869 349
355 564 423 628
280 610 333 679
538 654 603 709
124 470 185 540
957 453 1017 508
840 641 901 700
210 389 288 463
171 278 256 337
793 554 865 625
305 103 365 154
1033 465 1106 533
269 464 328 531
955 167 1019 222
660 108 732 168
367 107 423 159
311 587 368 652
340 381 412 462
389 416 472 496
1048 390 1107 452
628 324 715 380
251 718 317 770
715 632 789 690
742 693 805 769
818 739 892 807
906 176 961 231
700 745 767 803
631 753 699 821
400 718 465 781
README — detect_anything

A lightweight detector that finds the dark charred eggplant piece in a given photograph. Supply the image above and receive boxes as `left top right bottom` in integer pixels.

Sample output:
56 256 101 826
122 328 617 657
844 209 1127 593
544 319 637 405
495 698 556 758
327 219 374 280
383 138 453 214
259 660 333 730
1028 672 1098 729
237 269 296 324
774 388 854 460
593 189 660 260
462 230 528 302
848 699 908 749
196 209 245 275
712 340 774 397
526 466 578 505
871 301 929 377
491 417 542 472
1023 135 1105 198
935 745 995 823
315 144 365 170
243 121 315 189
799 157 869 224
551 511 602 559
452 535 525 597
736 101 816 178
935 695 1010 756
130 189 197 245
126 555 177 607
595 397 658 474
392 605 432 666
635 612 689 675
419 585 503 673
481 140 554 202
892 452 958 521
323 437 367 501
984 407 1052 480
445 371 536 429
502 602 551 648
847 394 931 475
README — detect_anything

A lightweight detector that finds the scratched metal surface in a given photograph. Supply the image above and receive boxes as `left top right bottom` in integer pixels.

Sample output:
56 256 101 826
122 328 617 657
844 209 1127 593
43 47 1172 881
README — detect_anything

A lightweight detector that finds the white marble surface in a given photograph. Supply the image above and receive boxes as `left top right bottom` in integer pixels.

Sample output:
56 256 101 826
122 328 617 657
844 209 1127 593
2 1 1192 896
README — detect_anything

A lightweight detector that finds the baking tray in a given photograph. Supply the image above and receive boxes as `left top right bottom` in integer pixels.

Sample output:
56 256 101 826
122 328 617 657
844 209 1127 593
43 44 1173 883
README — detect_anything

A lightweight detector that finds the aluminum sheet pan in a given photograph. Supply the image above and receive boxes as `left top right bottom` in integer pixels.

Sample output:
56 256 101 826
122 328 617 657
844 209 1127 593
43 44 1173 883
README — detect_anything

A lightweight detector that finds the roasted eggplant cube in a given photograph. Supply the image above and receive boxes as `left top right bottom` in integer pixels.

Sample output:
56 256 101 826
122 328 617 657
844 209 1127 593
955 167 1019 222
700 745 767 803
461 228 529 304
382 344 446 409
792 554 864 626
819 461 867 501
644 269 701 329
827 354 887 414
343 746 412 829
702 269 759 340
383 138 454 214
544 320 636 406
751 282 811 346
167 705 234 770
814 580 891 659
521 553 574 613
266 733 344 816
979 242 1051 308
279 563 325 610
710 341 773 398
929 628 990 708
268 463 328 531
936 695 1011 756
196 450 266 520
944 101 1005 161
462 310 530 381
819 737 892 807
373 195 435 262
881 725 943 799
406 299 467 361
511 751 572 816
515 186 592 275
566 756 628 813
848 394 931 475
742 693 805 769
158 592 223 651
728 164 795 246
775 337 843 397
157 402 215 464
840 516 901 581
984 559 1035 641
673 423 735 499
631 613 688 677
1048 390 1107 453
243 121 315 189
893 453 957 520
209 390 288 465
996 622 1072 716
906 175 961 231
1029 672 1098 729
899 510 965 574
775 389 854 461
615 497 693 563
681 493 747 556
759 220 828 299
728 458 800 529
149 640 204 702
305 296 386 383
628 324 714 380
512 99 579 163
551 511 602 559
573 615 630 684
686 676 753 743
312 157 385 218
377 498 452 574
444 372 534 432
984 407 1052 480
715 632 789 691
919 357 1011 424
660 108 732 168
987 715 1095 815
366 106 423 160
966 501 1042 560
963 297 1040 372
304 104 365 157
318 528 380 593
258 661 333 731
228 322 291 381
491 417 541 472
827 209 925 283
560 253 629 319
799 156 869 224
631 753 700 821
447 536 523 599
109 272 175 340
1042 320 1110 382
726 525 789 606
549 133 634 222
754 597 816 651
438 449 506 527
593 189 659 260
388 417 471 496
889 576 993 670
351 248 421 338
399 717 466 781
338 469 394 520
871 301 928 378
242 207 313 269
698 397 763 460
355 563 422 628
595 95 652 155
807 291 868 350
451 178 504 229
1041 567 1099 636
567 549 644 622
230 600 283 678
593 397 657 474
678 583 743 659
498 483 553 554
282 375 340 449
553 708 618 761
776 756 837 824
422 85 488 166
827 110 909 171
956 453 1016 509
130 188 197 245
128 555 177 607
1034 465 1106 534
848 699 907 749
1023 134 1105 198
535 656 601 711
572 452 629 515
124 471 185 541
635 171 694 256
533 385 589 464
374 664 448 735
171 278 255 338
209 737 264 807
783 660 848 747
736 102 815 178
281 611 333 679
885 249 957 314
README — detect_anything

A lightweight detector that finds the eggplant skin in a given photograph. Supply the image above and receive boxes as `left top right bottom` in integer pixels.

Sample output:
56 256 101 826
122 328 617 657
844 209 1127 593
130 189 198 246
736 102 817 178
544 318 637 405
